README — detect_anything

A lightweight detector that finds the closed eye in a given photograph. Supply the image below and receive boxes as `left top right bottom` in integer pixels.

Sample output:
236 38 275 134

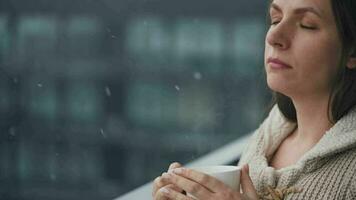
271 21 281 25
300 24 317 30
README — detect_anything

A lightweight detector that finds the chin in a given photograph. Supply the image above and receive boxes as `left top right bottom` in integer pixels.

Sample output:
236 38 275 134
266 76 291 95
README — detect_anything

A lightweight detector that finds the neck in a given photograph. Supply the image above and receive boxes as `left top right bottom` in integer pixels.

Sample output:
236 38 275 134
290 94 334 145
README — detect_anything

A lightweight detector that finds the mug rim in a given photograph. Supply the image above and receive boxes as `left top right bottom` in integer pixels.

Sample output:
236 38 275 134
189 165 242 174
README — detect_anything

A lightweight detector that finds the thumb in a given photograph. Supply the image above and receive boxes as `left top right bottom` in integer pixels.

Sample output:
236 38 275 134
240 164 258 199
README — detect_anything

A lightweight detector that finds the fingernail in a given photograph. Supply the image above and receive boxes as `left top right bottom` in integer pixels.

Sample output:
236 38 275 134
162 172 171 178
244 164 249 173
172 168 184 174
160 188 170 194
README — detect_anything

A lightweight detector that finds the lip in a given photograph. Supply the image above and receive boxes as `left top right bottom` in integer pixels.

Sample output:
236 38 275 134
267 58 292 69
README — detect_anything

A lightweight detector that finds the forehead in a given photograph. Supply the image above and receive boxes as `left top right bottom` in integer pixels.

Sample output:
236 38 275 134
271 0 326 8
270 0 334 20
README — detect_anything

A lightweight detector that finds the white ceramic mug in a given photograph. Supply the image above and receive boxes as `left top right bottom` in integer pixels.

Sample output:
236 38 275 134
187 165 242 199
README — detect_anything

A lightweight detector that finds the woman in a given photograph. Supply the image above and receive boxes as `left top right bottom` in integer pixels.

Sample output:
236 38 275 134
153 0 356 199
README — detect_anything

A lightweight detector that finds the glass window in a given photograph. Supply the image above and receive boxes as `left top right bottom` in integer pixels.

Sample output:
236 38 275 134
0 0 270 199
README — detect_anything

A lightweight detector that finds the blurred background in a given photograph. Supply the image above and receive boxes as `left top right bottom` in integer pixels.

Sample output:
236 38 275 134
0 0 271 199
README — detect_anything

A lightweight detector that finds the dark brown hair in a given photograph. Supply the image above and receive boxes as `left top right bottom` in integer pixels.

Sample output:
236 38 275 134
271 0 356 124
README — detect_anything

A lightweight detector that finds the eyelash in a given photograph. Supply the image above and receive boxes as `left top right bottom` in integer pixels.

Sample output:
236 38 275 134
270 21 280 25
299 24 317 30
270 20 317 30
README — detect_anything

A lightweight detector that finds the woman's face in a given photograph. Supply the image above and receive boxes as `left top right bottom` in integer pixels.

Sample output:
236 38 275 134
264 0 342 99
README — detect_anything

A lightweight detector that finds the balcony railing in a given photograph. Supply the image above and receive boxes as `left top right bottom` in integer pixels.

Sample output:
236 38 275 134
115 134 251 200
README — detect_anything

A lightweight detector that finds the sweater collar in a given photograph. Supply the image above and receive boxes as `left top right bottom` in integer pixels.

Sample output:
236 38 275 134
301 105 356 167
261 104 356 173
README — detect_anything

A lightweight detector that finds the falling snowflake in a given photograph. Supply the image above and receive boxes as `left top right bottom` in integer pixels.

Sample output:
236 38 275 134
105 86 112 97
50 173 57 181
194 72 202 80
9 127 16 137
100 128 107 138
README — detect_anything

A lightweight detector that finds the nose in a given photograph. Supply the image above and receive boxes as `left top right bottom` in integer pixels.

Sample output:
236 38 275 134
266 22 291 50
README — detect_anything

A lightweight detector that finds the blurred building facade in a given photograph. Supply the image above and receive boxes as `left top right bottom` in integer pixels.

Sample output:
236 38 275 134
0 0 270 199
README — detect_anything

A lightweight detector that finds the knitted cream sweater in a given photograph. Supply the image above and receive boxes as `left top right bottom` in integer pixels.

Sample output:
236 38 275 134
238 105 356 200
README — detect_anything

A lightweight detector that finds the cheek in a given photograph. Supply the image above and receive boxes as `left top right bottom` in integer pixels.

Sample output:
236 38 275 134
298 36 340 72
295 36 341 89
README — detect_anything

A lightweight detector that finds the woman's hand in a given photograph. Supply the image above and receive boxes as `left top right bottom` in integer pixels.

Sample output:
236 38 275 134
157 164 258 200
153 162 184 200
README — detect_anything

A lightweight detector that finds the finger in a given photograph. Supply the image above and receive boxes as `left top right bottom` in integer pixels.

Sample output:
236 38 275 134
153 175 183 197
153 176 164 197
158 187 194 200
154 184 183 200
167 163 184 193
240 164 258 199
170 168 226 192
154 187 169 200
168 184 184 193
161 172 212 199
168 162 182 170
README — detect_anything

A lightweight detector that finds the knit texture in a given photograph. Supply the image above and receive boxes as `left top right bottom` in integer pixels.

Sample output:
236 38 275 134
238 105 356 200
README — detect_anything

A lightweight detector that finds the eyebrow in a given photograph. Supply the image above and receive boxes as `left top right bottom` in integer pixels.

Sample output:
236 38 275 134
270 3 323 18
